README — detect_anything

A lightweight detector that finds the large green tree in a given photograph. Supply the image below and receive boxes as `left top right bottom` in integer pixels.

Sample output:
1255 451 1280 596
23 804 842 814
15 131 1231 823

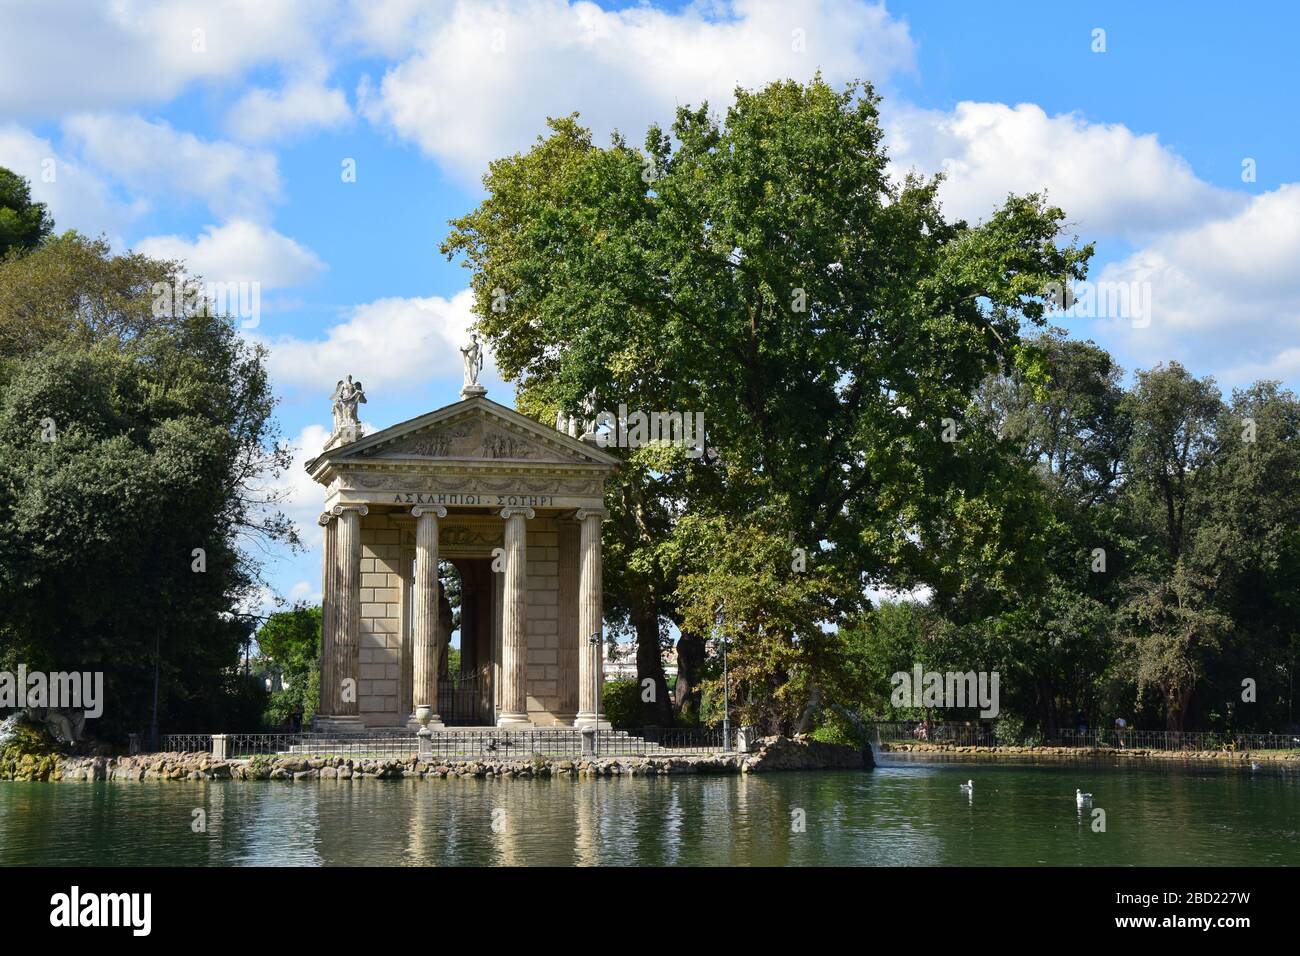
1115 363 1227 731
0 232 295 741
256 605 321 729
443 77 1091 731
966 331 1129 733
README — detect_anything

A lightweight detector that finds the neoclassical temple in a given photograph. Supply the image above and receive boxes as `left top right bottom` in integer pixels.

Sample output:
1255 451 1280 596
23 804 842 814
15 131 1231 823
308 364 618 731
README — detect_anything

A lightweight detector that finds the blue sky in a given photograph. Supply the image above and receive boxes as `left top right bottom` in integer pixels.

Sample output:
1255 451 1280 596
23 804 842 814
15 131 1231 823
2 0 1297 617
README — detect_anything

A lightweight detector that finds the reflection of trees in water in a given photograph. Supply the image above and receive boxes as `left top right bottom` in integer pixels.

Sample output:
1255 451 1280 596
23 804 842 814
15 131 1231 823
9 766 1299 866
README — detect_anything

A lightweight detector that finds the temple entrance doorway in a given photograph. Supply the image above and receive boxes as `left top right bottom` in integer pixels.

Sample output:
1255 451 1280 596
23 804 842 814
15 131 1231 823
437 557 497 725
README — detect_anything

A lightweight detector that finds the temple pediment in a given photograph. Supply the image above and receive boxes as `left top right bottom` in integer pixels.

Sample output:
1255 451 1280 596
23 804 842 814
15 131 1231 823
310 396 619 475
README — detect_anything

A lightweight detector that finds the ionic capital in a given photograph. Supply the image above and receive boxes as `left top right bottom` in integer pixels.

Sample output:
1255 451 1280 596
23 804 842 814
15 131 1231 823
499 507 536 520
574 508 606 523
411 505 448 519
331 503 370 518
318 511 335 526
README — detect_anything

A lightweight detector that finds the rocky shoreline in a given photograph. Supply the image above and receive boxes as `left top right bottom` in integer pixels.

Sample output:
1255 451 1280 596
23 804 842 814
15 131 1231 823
881 742 1300 762
5 734 873 782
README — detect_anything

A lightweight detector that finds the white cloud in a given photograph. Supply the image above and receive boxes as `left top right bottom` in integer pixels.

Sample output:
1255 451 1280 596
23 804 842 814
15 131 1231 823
1091 184 1300 384
885 101 1243 239
0 123 146 240
288 580 320 603
262 289 481 394
342 0 453 57
281 422 334 551
1220 349 1300 388
0 0 336 117
363 0 915 182
63 114 281 220
225 72 352 143
135 219 325 288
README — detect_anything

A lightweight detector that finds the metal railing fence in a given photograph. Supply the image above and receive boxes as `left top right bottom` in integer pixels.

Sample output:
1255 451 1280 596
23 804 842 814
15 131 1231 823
157 726 748 760
871 721 1300 752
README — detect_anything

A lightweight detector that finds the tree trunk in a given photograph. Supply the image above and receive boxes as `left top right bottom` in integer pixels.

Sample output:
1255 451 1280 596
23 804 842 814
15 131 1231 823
1165 683 1191 733
634 605 673 726
673 626 706 722
793 683 821 734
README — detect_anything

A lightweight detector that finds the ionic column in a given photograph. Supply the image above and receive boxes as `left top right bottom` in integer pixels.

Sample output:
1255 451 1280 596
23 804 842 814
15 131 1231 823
411 505 447 728
398 544 414 720
574 508 606 728
332 503 368 718
497 506 534 728
492 563 504 718
556 519 580 723
317 512 337 716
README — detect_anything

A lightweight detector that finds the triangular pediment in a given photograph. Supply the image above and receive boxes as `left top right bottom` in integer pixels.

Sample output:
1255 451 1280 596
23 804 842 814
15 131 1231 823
314 396 619 472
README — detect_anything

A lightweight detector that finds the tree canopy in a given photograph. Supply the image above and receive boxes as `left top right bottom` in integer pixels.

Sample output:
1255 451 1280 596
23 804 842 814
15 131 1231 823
0 169 53 260
443 77 1092 730
0 213 295 740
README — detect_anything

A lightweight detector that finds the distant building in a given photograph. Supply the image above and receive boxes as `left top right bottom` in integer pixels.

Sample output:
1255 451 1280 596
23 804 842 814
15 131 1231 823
603 643 677 681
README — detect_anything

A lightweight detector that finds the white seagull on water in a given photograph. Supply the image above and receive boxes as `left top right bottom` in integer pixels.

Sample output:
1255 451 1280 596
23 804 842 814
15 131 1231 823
1076 788 1093 806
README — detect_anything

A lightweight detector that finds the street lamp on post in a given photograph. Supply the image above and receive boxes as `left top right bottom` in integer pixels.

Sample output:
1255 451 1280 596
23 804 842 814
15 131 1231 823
716 604 730 753
589 630 602 757
722 634 730 753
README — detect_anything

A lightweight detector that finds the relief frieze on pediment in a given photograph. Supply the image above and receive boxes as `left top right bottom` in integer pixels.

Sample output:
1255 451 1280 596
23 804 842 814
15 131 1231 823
361 421 477 458
356 417 576 463
481 428 538 459
342 471 602 497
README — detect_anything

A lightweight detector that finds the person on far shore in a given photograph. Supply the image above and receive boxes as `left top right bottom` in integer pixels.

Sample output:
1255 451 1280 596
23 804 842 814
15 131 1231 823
1114 716 1127 748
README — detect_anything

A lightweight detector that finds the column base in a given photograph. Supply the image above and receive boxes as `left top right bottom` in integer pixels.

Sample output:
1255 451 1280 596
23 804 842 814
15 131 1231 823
496 713 533 729
312 715 366 734
573 714 612 730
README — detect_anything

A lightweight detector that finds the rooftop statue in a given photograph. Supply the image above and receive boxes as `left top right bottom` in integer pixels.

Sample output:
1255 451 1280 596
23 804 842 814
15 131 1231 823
461 333 484 388
331 375 366 434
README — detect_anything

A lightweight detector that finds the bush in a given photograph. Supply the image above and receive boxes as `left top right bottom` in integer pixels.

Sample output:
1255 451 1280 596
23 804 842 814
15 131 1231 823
809 723 854 746
994 712 1041 747
0 715 64 780
601 680 640 728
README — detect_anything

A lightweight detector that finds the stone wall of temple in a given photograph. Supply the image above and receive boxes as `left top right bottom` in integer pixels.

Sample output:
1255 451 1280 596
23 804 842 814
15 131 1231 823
358 512 405 726
524 520 562 723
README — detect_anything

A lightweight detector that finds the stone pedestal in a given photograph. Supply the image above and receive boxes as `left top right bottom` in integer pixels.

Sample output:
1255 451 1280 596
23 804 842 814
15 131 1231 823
324 424 362 450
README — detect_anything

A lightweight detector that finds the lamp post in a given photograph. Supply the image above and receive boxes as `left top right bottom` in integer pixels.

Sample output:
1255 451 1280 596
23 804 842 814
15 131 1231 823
721 632 731 753
714 602 731 753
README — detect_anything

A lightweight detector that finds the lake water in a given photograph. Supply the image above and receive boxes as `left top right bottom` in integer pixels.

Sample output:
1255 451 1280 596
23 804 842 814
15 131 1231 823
2 755 1296 866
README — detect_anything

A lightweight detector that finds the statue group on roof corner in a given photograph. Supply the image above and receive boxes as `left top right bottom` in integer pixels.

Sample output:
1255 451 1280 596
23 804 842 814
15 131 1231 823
330 375 366 435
